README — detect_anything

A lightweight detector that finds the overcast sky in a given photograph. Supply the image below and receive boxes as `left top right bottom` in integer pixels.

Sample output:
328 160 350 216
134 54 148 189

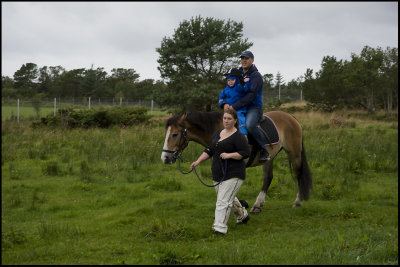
2 1 398 83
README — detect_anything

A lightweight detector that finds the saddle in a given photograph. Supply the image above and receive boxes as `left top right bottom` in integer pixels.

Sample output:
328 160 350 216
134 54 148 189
246 115 280 166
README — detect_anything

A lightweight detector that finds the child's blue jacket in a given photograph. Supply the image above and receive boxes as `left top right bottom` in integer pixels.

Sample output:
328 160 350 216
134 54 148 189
218 81 248 113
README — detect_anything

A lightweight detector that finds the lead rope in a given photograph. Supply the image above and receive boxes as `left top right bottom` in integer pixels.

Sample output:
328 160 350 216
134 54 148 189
177 155 227 188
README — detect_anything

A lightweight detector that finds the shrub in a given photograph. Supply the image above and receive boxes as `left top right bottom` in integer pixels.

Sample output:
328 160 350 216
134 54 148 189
42 160 62 176
32 106 150 128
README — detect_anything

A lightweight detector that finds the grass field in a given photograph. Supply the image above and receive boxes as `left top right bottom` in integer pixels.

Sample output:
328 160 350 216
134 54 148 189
1 109 398 265
1 105 167 121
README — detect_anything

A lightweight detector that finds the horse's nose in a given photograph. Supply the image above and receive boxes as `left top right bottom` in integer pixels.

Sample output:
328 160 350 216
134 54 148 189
163 156 176 164
161 153 175 164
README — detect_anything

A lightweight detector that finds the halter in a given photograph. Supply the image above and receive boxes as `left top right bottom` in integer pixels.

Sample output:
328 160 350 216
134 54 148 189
162 124 189 160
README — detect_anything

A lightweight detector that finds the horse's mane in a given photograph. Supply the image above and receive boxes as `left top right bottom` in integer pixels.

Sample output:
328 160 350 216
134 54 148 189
166 111 223 133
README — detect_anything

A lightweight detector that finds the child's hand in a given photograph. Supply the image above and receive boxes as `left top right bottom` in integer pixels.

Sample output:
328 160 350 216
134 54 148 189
224 104 230 112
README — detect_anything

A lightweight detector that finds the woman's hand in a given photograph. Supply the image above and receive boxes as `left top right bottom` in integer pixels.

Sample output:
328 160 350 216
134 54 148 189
191 152 210 169
220 153 231 160
221 152 243 160
190 161 199 170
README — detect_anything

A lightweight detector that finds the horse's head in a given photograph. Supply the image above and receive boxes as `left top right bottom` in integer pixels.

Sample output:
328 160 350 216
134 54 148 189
161 113 189 164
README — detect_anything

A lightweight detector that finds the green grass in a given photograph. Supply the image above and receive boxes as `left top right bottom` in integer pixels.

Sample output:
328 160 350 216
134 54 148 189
1 111 398 265
1 105 55 120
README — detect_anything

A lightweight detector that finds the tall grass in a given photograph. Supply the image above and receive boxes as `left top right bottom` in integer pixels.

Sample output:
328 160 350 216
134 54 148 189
1 110 398 265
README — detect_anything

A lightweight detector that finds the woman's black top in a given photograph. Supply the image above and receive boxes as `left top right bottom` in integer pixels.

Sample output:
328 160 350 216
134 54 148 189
204 129 250 181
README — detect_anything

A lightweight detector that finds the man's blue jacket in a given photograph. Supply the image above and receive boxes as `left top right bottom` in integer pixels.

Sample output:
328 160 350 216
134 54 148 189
232 65 263 110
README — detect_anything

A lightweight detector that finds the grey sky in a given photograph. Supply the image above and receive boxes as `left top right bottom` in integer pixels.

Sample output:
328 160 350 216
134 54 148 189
2 1 398 82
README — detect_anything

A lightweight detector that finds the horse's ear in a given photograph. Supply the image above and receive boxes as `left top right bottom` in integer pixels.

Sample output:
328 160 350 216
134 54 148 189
178 112 187 123
168 112 174 118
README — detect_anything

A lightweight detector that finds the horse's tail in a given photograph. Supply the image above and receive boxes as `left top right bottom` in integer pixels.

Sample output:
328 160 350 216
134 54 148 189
298 141 312 200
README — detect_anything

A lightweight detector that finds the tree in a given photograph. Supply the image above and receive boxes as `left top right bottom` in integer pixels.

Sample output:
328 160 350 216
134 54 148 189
357 46 384 112
155 15 252 111
379 47 398 115
37 65 65 96
262 73 275 104
286 78 302 101
275 72 285 101
82 66 108 97
133 79 156 101
342 46 385 112
1 76 18 98
13 63 39 97
302 68 316 103
314 56 345 107
57 68 85 98
107 68 140 98
31 93 46 118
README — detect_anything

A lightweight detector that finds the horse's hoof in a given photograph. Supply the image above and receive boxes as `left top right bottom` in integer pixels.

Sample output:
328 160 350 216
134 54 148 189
250 206 262 213
292 202 302 208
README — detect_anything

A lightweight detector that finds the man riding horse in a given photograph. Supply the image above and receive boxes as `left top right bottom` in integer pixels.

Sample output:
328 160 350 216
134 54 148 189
223 51 270 162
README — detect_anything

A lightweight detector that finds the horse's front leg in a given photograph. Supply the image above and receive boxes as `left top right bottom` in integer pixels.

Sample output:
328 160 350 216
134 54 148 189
250 160 274 213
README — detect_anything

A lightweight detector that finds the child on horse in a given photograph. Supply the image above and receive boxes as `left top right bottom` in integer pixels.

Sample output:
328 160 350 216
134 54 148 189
218 68 249 137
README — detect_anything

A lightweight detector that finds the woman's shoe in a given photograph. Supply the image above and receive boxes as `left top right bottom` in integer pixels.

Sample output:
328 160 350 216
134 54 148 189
237 214 250 225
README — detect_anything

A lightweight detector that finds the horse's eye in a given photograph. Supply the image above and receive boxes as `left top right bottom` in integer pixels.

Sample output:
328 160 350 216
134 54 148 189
172 133 179 138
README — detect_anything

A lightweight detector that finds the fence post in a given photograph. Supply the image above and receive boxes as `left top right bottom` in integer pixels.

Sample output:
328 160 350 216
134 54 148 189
151 99 154 114
120 97 122 106
54 98 56 116
88 97 91 109
17 98 20 123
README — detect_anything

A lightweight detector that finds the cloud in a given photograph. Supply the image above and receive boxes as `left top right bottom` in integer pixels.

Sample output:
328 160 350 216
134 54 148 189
1 2 398 82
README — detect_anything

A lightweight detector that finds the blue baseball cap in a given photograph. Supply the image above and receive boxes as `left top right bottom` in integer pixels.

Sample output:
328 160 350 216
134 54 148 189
240 51 254 59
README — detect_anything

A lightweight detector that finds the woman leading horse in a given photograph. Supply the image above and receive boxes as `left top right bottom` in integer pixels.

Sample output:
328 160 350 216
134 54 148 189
161 110 312 213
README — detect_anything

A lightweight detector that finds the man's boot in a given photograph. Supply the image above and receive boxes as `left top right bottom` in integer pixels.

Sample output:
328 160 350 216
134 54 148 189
259 147 270 162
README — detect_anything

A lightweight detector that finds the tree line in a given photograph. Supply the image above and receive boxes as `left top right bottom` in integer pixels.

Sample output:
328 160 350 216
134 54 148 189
2 65 166 102
2 16 398 114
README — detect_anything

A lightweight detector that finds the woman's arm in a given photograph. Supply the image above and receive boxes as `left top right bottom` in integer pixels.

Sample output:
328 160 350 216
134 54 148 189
234 132 251 159
220 152 243 160
190 152 210 169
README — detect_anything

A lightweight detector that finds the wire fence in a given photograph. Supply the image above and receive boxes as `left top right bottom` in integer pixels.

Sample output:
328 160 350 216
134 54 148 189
1 97 160 122
2 88 304 122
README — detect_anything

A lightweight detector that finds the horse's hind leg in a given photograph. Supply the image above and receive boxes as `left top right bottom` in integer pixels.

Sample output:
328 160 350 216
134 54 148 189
290 152 303 207
289 143 312 208
250 160 273 213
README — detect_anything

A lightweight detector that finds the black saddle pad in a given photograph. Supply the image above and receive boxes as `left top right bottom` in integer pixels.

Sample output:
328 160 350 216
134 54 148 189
257 115 280 146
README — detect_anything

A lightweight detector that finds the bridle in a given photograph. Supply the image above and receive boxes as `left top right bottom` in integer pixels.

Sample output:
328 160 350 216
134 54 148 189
162 123 226 187
161 124 189 160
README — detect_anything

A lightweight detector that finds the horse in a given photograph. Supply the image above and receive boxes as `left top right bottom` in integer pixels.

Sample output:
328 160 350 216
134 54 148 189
160 110 312 213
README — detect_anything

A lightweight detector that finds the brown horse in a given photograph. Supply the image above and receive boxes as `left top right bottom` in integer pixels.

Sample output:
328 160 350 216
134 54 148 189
161 110 312 212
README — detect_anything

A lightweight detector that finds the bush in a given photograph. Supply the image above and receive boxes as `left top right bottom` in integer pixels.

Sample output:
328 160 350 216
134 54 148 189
32 106 150 128
42 160 62 176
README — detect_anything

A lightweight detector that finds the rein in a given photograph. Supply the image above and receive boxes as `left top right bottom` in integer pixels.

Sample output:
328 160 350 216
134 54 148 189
177 154 227 188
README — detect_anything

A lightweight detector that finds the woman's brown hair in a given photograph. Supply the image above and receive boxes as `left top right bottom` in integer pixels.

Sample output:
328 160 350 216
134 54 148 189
224 109 239 129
